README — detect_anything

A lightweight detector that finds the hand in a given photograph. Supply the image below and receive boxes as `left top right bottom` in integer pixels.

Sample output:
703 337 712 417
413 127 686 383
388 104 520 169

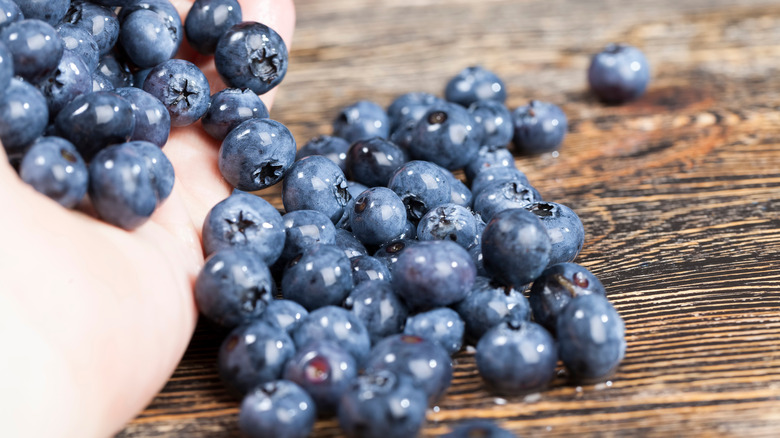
0 1 295 436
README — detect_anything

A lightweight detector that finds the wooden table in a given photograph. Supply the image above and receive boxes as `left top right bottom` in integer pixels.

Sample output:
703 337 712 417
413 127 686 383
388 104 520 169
119 0 780 435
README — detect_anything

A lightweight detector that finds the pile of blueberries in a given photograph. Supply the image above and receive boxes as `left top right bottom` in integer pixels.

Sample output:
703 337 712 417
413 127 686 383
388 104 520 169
0 0 651 436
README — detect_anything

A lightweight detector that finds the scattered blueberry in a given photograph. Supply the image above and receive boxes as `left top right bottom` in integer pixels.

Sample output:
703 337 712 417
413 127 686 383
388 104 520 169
202 88 269 141
55 23 99 73
343 281 408 344
13 0 68 26
444 65 507 106
443 420 515 438
407 101 481 170
119 7 180 68
527 201 585 266
258 299 309 335
470 166 529 197
416 203 478 249
295 135 351 173
345 137 407 188
454 276 531 343
19 136 87 208
349 187 407 246
114 87 171 147
95 53 134 89
403 307 465 356
36 50 92 117
281 244 354 310
512 100 567 155
278 209 338 265
91 71 115 92
387 91 442 133
239 380 316 438
333 228 368 259
282 155 352 224
332 100 389 144
185 0 242 55
588 43 650 104
143 58 210 127
472 179 543 221
481 208 551 288
529 262 606 334
0 0 22 30
464 144 516 184
215 21 288 95
387 160 452 222
372 238 417 273
129 140 175 203
468 99 513 147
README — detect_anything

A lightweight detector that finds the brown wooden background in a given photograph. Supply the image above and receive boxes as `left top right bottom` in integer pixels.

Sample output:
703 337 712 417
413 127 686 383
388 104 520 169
119 0 780 436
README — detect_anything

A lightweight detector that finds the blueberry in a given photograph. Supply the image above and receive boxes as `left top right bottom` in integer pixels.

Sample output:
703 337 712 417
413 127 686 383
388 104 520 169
470 166 529 197
512 100 567 155
36 50 92 118
202 88 269 141
91 71 115 92
257 299 309 335
0 78 48 156
1 19 63 82
129 140 175 202
364 334 453 403
218 321 296 395
467 244 487 278
476 320 558 394
333 228 368 259
468 99 513 147
386 91 442 133
278 209 338 265
343 281 407 344
349 255 391 286
332 100 389 144
219 118 296 191
55 23 99 73
19 136 87 208
454 277 531 343
292 306 371 367
281 244 354 311
588 43 650 104
194 248 275 328
185 0 242 55
239 380 316 438
338 370 428 438
557 294 626 382
345 137 407 187
283 340 358 416
215 21 288 95
392 240 476 311
443 421 515 438
55 91 135 160
117 0 183 57
114 87 171 147
407 102 481 170
295 135 351 173
63 2 119 57
119 8 180 69
143 59 210 127
202 191 285 265
387 160 452 222
481 208 551 288
464 144 516 184
13 0 68 26
95 53 134 89
444 65 507 106
447 174 473 208
416 203 478 249
282 155 352 224
529 262 606 334
527 201 585 266
0 0 22 30
372 238 417 273
473 179 543 221
403 307 464 356
348 187 407 246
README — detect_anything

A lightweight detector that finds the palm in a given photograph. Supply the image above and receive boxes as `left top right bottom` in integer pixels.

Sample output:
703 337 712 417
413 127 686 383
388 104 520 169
0 1 295 437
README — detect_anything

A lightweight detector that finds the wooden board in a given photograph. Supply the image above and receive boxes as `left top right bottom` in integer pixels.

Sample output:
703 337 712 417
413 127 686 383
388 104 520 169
119 0 780 435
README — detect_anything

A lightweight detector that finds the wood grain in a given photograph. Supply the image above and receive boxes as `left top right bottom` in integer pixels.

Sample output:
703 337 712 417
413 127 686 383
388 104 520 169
119 0 780 436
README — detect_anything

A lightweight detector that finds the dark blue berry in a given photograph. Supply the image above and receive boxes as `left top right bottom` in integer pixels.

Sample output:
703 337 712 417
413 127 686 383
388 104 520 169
348 187 407 246
281 244 353 311
1 19 63 82
476 320 558 394
445 65 507 106
443 421 515 438
36 50 91 117
345 137 407 187
403 307 464 356
349 255 391 286
194 248 275 328
0 0 22 30
387 91 442 133
529 262 606 334
239 380 316 438
387 160 452 222
292 306 371 366
468 99 513 147
13 0 68 26
343 281 407 344
185 0 242 55
258 299 309 335
332 100 389 144
454 277 531 343
278 209 338 266
407 102 481 170
114 87 171 147
56 23 99 73
588 43 650 104
527 201 585 266
215 21 288 95
133 67 152 88
372 238 417 273
481 208 551 288
295 135 351 173
282 155 352 224
470 166 529 197
96 53 134 89
416 203 478 249
473 179 543 221
464 144 516 184
119 7 180 69
143 58 210 127
447 174 473 208
0 78 48 156
130 140 174 202
512 100 567 155
55 91 135 160
63 2 119 57
19 136 87 208
91 71 114 92
333 228 368 259
118 0 183 58
467 244 487 277
202 88 268 141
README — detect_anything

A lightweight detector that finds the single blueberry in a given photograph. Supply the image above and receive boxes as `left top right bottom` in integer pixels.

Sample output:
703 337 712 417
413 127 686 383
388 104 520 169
387 91 443 133
202 88 269 141
444 65 507 106
55 23 99 73
119 8 180 68
292 306 371 366
527 201 585 266
115 87 171 147
55 91 135 160
185 0 242 55
239 380 316 438
332 100 390 144
403 307 465 356
0 78 49 156
473 179 543 221
95 53 134 89
63 2 119 57
416 203 478 249
128 140 174 202
1 19 63 82
36 50 92 118
295 135 351 173
257 299 309 335
454 276 531 343
143 58 210 127
343 281 407 345
407 102 481 170
464 144 516 184
512 100 567 155
281 244 354 311
349 187 407 247
333 228 368 259
91 71 115 92
13 0 68 26
349 255 391 287
387 160 452 222
448 174 473 208
345 137 407 187
470 166 529 197
215 21 288 95
117 0 183 58
282 155 352 224
277 209 338 266
468 99 513 147
0 0 22 30
19 136 87 208
588 43 650 104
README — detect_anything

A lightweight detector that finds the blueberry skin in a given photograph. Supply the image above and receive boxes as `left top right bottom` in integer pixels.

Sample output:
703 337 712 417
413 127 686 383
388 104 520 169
219 118 296 191
1 19 63 82
91 71 114 92
117 0 183 56
13 0 68 26
372 238 417 273
334 228 368 259
215 21 288 95
0 0 22 30
185 0 242 55
194 248 275 328
468 99 513 147
403 307 464 356
416 203 478 249
88 143 159 229
448 175 473 208
454 277 531 343
332 100 390 144
588 43 650 104
444 65 507 107
239 380 316 438
119 8 180 69
202 88 269 141
443 421 515 438
529 262 606 335
292 306 371 366
278 209 338 265
55 91 135 160
343 281 408 345
114 87 171 147
557 294 626 382
467 244 487 277
96 53 134 89
350 255 391 286
387 160 452 222
392 240 476 311
477 321 557 394
19 136 87 208
281 244 354 311
512 100 567 155
407 102 481 170
283 341 358 416
338 371 428 438
482 208 552 288
464 144 516 184
387 91 442 133
257 299 309 335
202 191 285 265
63 2 119 57
473 179 543 222
56 23 99 73
527 201 585 266
128 140 174 203
364 334 453 403
295 135 351 173
345 137 407 188
348 187 407 247
470 166 529 197
36 50 92 118
143 59 210 127
0 78 48 156
282 155 352 224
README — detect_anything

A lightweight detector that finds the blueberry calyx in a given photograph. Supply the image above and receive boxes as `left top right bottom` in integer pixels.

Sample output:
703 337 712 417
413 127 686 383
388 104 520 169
529 202 555 217
248 46 281 84
170 78 198 107
240 286 268 313
428 110 447 125
252 161 284 186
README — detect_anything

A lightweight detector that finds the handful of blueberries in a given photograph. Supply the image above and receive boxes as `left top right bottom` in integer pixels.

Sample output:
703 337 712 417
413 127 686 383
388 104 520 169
0 0 651 437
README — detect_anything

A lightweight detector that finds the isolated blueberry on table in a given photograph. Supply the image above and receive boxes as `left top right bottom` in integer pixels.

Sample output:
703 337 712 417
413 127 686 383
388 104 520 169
143 58 210 127
281 244 354 311
202 88 269 141
115 87 171 147
239 380 316 438
387 160 452 222
185 0 242 55
62 2 119 57
588 43 650 104
403 307 465 356
455 276 531 343
0 78 49 156
19 136 87 208
215 21 288 95
345 137 407 187
13 0 68 26
529 262 606 334
407 101 481 170
343 281 408 344
445 65 507 107
282 155 352 224
332 100 390 144
1 19 63 82
527 201 585 266
295 135 352 173
55 91 135 160
512 100 567 155
219 118 296 191
55 23 100 73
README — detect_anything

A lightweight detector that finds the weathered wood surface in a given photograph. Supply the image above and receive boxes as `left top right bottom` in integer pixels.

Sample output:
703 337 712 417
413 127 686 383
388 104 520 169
119 0 780 436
